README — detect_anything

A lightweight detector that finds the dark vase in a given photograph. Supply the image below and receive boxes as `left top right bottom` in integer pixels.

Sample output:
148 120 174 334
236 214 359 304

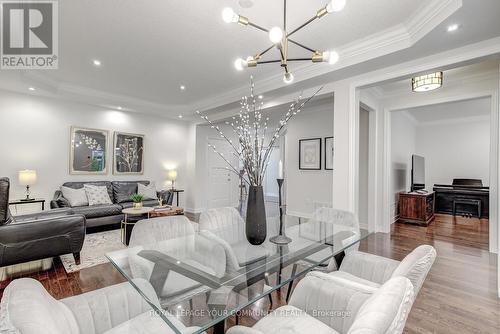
246 185 267 245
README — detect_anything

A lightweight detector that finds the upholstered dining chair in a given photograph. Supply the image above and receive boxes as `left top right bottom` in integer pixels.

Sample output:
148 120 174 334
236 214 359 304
198 207 274 312
0 277 200 334
285 207 361 301
128 215 227 307
328 245 436 296
227 271 415 334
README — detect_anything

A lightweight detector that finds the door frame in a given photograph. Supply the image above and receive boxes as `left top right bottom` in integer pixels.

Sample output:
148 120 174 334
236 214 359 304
381 91 498 252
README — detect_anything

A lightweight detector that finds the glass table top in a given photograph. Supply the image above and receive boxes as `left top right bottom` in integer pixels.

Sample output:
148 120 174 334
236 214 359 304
106 214 370 334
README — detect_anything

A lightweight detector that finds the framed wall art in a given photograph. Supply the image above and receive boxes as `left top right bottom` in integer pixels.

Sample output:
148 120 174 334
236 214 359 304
325 136 334 170
113 132 144 175
299 138 321 170
70 126 109 175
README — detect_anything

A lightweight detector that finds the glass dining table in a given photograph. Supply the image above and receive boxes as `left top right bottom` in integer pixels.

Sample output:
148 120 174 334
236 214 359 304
106 214 370 334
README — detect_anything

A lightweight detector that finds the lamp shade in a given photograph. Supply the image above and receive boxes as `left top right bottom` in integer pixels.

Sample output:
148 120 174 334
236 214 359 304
18 170 37 186
168 170 178 181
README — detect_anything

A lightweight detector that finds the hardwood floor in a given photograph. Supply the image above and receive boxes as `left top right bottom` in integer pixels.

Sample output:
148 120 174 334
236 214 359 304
0 214 498 333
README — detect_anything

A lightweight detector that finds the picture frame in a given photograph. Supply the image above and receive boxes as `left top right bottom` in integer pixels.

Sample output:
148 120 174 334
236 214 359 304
325 136 334 170
70 126 109 175
113 132 145 175
299 138 322 170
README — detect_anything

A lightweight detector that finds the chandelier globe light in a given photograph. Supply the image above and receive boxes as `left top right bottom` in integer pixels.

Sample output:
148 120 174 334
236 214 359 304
222 0 345 84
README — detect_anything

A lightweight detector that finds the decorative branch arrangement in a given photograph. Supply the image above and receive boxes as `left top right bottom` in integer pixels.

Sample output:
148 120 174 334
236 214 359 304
197 77 323 186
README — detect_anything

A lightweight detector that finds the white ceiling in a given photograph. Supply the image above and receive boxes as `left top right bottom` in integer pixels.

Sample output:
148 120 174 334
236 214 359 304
1 0 500 119
403 97 491 124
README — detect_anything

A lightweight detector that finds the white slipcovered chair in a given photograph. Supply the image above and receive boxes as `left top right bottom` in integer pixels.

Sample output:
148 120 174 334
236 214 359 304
128 216 227 306
284 208 361 301
199 207 271 270
227 271 415 334
329 245 436 295
0 277 199 334
198 207 273 309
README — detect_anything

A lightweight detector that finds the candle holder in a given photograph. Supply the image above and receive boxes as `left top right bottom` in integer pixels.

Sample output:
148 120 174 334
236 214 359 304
270 178 292 244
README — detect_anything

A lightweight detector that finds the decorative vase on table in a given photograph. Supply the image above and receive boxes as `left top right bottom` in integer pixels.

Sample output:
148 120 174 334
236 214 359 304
246 185 267 245
195 77 322 246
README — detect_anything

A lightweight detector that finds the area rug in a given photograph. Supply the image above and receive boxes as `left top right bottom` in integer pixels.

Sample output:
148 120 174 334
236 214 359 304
60 229 126 273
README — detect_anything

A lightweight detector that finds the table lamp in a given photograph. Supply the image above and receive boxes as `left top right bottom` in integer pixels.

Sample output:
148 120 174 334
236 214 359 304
168 170 178 190
18 170 37 201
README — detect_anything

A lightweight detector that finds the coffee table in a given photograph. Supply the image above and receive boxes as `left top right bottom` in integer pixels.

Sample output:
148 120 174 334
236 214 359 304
121 207 154 245
149 206 184 218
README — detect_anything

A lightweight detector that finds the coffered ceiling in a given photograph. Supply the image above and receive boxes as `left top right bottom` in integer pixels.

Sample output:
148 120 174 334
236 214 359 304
1 0 499 119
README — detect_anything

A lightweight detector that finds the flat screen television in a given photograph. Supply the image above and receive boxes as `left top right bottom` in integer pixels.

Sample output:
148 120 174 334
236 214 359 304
411 155 425 191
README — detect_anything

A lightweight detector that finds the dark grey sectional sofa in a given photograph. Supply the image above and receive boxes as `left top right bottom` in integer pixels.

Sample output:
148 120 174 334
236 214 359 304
51 181 173 227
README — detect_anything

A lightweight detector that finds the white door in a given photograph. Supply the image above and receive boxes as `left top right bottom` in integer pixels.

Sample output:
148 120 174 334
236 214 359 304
208 138 238 208
264 146 280 201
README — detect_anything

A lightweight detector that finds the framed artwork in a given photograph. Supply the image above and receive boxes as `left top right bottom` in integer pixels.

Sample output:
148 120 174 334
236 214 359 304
325 136 334 170
113 132 144 175
299 138 321 170
70 126 109 174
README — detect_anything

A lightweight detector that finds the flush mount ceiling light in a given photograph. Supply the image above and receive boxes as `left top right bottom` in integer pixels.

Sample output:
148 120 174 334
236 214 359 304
412 72 443 92
92 59 102 67
222 0 345 84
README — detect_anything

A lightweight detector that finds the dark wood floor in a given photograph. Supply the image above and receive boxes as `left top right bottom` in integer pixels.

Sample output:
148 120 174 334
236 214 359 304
1 214 498 333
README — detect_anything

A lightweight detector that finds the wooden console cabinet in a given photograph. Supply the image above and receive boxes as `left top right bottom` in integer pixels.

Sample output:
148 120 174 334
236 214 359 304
398 192 435 226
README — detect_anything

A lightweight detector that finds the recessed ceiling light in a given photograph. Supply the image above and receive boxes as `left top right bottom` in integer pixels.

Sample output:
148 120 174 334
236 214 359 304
258 95 263 99
178 115 183 119
92 59 102 66
117 106 122 110
28 87 36 91
447 24 459 32
180 85 186 90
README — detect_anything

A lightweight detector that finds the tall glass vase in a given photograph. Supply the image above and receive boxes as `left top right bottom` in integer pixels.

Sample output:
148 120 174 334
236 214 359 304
246 185 267 245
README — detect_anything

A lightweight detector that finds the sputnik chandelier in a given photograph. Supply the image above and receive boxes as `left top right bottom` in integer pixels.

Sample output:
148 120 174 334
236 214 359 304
222 0 346 84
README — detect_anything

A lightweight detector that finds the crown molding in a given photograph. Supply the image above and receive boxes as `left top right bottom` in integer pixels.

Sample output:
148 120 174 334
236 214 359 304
416 114 490 126
186 0 462 114
400 110 420 126
3 0 462 119
379 68 499 99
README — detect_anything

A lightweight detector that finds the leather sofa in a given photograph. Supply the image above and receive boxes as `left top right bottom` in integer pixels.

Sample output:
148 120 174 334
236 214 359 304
0 177 85 267
50 181 173 228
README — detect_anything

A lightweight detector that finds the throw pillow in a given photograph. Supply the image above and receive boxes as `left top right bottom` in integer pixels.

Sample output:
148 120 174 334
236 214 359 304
113 182 137 203
84 185 113 206
60 186 88 207
138 182 157 200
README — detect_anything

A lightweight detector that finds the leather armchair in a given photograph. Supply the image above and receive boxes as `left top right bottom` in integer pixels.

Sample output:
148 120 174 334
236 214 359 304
227 272 415 334
329 245 436 295
0 177 86 267
0 277 200 334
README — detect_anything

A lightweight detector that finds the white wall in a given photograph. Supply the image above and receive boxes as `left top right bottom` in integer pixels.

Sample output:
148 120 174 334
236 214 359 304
390 112 417 220
416 116 490 188
285 103 334 216
389 98 491 221
0 90 192 213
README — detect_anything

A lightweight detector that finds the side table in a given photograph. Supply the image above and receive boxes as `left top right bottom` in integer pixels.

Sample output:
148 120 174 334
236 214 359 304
169 189 184 207
121 207 154 245
9 199 46 212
